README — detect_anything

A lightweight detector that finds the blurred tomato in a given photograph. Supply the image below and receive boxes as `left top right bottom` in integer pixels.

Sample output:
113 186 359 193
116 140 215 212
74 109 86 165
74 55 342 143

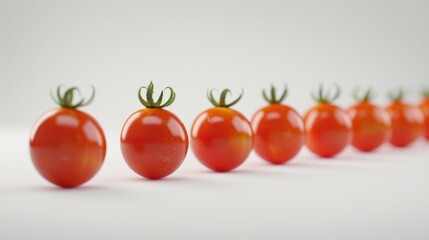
348 89 391 151
386 90 424 147
191 89 253 172
251 85 304 164
30 86 106 188
304 85 352 158
419 93 429 140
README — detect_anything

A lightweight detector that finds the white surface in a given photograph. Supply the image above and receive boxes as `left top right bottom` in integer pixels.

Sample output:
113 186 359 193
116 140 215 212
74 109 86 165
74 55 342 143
1 0 429 239
1 127 429 240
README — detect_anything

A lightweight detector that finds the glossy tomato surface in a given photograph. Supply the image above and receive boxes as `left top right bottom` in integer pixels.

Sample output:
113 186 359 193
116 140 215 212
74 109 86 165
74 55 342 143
348 102 391 152
387 101 424 147
191 107 253 172
251 104 304 164
419 98 429 140
30 108 106 188
304 103 352 158
121 108 188 179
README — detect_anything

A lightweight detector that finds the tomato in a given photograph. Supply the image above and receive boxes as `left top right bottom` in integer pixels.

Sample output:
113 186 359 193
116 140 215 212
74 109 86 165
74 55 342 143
419 93 429 140
191 89 253 172
348 89 391 152
386 90 424 147
121 82 188 179
251 85 304 164
29 86 106 188
304 85 352 158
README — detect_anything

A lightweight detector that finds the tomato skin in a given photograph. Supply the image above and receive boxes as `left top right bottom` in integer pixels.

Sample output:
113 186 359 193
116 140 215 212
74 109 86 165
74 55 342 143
304 103 352 158
386 101 424 147
419 98 429 140
29 108 106 188
121 108 188 179
191 107 253 172
348 102 391 152
251 104 304 164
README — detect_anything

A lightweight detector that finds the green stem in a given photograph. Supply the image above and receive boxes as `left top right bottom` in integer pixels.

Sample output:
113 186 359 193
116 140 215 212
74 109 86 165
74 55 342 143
262 84 288 104
311 84 340 103
51 85 95 108
138 81 176 108
353 88 374 102
207 88 243 108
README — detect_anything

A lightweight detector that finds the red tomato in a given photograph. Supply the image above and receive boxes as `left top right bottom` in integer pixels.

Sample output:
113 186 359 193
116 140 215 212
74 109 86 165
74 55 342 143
419 95 429 140
386 90 424 147
30 87 106 188
304 85 352 158
191 89 253 172
348 90 391 152
121 82 188 179
251 85 304 164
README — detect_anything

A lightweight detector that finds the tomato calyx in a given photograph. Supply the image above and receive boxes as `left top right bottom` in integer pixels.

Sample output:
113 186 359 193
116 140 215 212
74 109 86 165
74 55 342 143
262 84 288 104
138 81 176 108
422 89 429 99
388 89 405 103
51 85 95 108
353 88 374 102
207 88 243 108
311 84 340 103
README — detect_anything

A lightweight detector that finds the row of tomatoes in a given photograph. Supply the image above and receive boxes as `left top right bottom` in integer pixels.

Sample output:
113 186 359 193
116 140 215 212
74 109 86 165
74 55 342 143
29 83 429 188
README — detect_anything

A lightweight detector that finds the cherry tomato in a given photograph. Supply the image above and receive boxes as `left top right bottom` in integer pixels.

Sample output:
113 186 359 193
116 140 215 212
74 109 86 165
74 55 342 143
121 82 188 179
304 85 352 158
348 89 391 152
191 89 253 172
386 90 424 147
251 85 304 164
30 86 106 188
419 92 429 140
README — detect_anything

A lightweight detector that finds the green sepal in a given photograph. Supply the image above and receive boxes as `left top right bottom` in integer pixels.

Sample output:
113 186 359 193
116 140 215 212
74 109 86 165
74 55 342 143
422 89 429 98
262 84 288 104
138 81 176 108
207 88 243 108
50 85 95 108
388 89 404 102
353 88 375 102
311 84 340 103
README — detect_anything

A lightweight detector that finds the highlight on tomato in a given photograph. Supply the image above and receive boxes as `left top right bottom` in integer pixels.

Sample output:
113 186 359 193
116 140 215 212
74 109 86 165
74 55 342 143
191 89 253 172
251 84 304 164
348 88 391 152
29 86 106 188
120 82 188 179
386 89 424 147
419 89 429 141
304 84 352 158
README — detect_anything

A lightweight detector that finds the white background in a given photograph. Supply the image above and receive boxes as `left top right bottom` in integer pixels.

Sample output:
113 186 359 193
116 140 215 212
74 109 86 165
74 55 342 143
1 0 428 239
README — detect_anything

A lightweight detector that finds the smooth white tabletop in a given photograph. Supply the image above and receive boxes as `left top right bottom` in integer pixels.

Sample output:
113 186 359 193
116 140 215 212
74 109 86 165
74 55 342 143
1 126 428 240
